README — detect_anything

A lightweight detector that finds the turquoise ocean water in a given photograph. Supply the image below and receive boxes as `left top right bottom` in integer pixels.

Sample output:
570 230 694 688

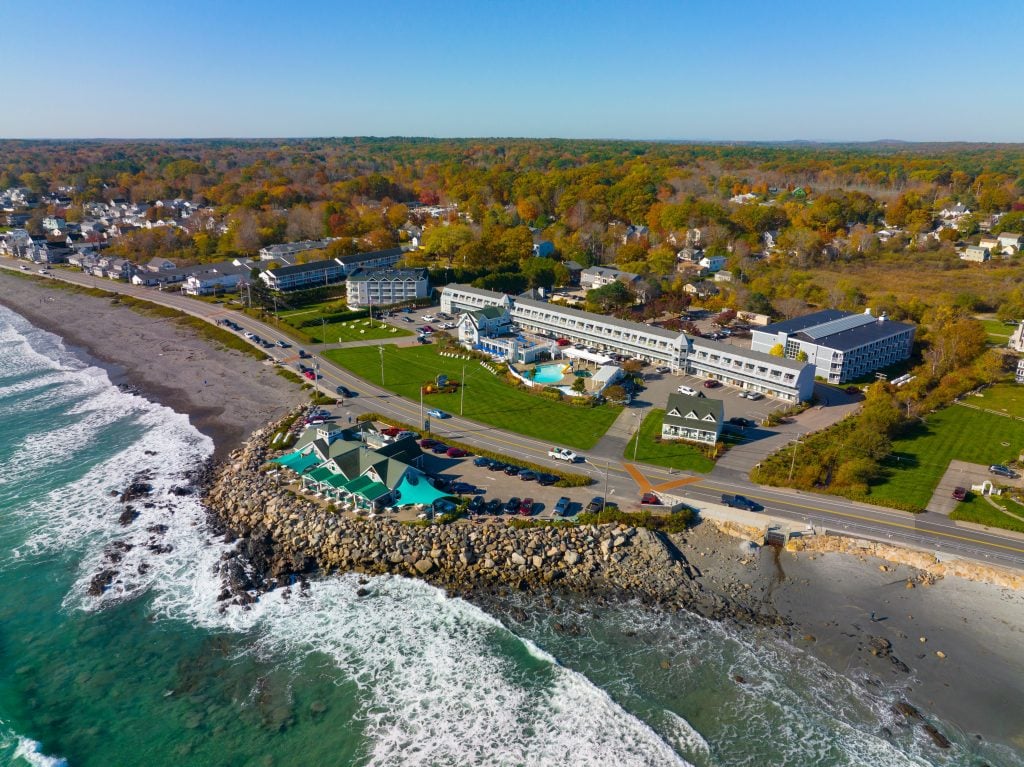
0 304 1019 767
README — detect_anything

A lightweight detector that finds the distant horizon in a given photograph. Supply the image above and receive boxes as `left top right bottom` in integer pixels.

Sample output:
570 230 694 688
4 0 1022 142
3 136 1023 147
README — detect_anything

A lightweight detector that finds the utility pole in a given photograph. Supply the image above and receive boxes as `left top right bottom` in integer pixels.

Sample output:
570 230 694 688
420 384 424 430
788 434 801 482
632 412 641 461
320 315 326 344
378 345 385 385
460 363 466 415
602 461 610 515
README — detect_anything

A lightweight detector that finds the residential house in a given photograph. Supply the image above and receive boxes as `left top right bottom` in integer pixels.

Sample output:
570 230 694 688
1017 358 1024 385
579 266 640 291
940 203 971 220
456 306 514 347
699 255 727 273
961 245 991 263
713 270 734 283
661 393 723 445
182 262 250 295
997 232 1023 254
978 234 1000 251
683 280 719 299
334 247 405 274
146 257 178 272
562 260 584 286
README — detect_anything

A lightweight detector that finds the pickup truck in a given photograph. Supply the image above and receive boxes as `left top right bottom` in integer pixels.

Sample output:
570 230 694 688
721 494 762 512
548 447 578 462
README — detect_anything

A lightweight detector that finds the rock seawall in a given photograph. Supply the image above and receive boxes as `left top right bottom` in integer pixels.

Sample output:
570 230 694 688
203 418 771 624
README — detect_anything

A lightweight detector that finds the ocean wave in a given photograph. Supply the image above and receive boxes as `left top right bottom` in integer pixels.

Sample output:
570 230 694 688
0 720 68 767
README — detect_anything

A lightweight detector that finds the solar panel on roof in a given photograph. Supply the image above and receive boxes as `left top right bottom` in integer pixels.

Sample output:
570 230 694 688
800 313 875 339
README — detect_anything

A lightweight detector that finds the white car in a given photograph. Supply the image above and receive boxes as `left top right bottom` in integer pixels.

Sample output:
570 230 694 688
421 314 437 322
548 447 579 462
676 385 697 396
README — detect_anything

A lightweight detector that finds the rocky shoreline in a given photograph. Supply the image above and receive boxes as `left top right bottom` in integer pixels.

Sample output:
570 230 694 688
201 413 782 627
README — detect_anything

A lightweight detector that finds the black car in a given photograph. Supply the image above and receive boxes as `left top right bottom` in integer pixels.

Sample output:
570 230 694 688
485 498 503 515
519 470 538 482
487 461 507 472
728 417 754 428
451 482 476 494
335 385 355 398
505 497 521 514
503 465 522 476
473 456 492 468
467 496 484 513
430 443 450 454
585 496 605 514
537 473 559 486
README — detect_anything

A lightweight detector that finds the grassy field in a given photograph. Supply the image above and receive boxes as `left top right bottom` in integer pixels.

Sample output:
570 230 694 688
622 410 715 473
965 383 1024 416
306 318 411 344
980 318 1015 344
324 345 622 448
949 493 1024 534
872 404 1024 509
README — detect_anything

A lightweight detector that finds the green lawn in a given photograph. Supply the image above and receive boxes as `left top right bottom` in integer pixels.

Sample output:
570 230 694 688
622 410 715 473
949 493 1024 535
872 404 1024 508
324 345 622 448
307 319 411 343
966 383 1024 416
980 318 1014 344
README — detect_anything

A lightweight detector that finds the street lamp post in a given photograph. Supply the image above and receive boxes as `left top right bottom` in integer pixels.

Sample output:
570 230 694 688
632 412 642 462
460 363 466 415
378 345 385 385
602 461 610 515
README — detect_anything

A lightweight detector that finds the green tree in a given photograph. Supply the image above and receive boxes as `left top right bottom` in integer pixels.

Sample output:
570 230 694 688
585 280 634 312
422 224 474 265
572 376 588 395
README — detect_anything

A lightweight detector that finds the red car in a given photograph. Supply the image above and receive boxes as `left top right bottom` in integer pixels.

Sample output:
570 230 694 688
420 325 434 334
952 486 967 501
446 447 468 458
419 438 438 449
380 427 403 437
641 492 660 505
703 379 720 388
302 370 317 380
555 338 571 347
518 498 534 516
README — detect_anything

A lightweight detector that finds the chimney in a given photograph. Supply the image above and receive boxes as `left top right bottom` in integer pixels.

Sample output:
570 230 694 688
863 307 873 316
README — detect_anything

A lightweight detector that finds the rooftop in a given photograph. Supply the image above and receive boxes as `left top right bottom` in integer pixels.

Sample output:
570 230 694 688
691 337 809 371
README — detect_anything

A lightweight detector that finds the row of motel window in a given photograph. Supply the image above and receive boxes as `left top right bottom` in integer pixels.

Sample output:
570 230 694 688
663 425 717 444
512 309 675 351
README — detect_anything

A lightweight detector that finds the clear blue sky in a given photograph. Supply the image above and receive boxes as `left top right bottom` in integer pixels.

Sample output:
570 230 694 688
3 0 1022 141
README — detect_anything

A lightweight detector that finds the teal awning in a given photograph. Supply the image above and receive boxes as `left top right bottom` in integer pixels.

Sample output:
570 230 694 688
393 473 453 507
272 451 322 474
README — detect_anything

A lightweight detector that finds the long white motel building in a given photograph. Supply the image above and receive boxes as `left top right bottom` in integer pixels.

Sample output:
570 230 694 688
440 284 816 401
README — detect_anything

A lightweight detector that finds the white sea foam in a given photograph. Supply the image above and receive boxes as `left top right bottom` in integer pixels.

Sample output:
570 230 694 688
1 306 695 766
0 719 68 767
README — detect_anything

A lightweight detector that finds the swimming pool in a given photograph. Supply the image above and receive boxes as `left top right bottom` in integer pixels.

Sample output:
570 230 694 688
531 363 568 384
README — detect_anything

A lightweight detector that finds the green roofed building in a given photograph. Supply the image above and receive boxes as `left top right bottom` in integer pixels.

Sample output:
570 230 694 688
661 393 723 445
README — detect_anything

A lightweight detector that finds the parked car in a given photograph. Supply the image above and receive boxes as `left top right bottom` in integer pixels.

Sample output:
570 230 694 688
555 338 571 346
488 461 508 472
276 339 290 348
553 497 571 516
302 370 316 380
467 496 484 513
473 456 492 468
451 482 476 494
519 470 538 482
703 379 720 389
721 494 763 512
951 486 968 501
747 392 764 401
418 437 436 448
505 497 521 515
446 447 468 458
738 391 751 399
728 417 754 428
989 464 1019 479
519 498 534 516
485 498 503 515
537 473 559 486
335 385 355 398
430 443 450 454
676 385 697 396
420 325 435 334
298 349 309 358
426 409 450 419
585 497 605 514
548 447 579 462
655 366 671 374
421 315 437 322
417 335 431 344
640 492 660 505
503 465 523 476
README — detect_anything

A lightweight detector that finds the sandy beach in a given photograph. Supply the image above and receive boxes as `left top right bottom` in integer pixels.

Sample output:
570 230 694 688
3 268 1023 755
0 272 306 459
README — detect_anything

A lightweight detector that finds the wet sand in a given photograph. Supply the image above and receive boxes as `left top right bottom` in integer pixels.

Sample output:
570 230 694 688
0 272 306 460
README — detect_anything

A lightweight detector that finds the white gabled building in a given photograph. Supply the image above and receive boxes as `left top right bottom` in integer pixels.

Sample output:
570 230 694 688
440 284 513 314
688 338 815 402
661 393 723 445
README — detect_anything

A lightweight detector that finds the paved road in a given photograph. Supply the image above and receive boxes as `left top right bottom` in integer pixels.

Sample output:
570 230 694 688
5 259 1024 569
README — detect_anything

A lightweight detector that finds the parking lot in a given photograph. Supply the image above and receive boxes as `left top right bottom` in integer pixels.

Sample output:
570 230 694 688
421 451 609 520
635 366 789 426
